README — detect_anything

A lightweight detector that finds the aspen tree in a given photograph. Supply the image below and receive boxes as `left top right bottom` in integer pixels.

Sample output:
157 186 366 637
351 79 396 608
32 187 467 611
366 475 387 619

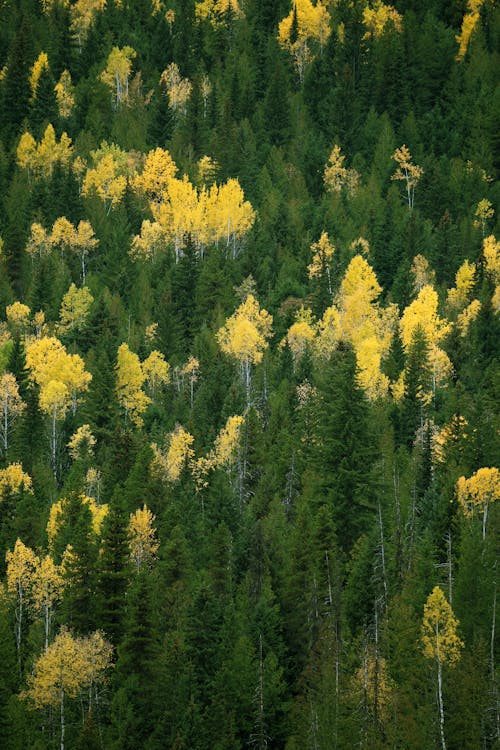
31 555 65 651
195 0 243 27
362 1 402 38
307 232 334 294
277 0 331 80
58 284 94 334
23 627 112 750
456 467 499 540
421 587 463 750
160 63 192 114
0 373 26 451
391 145 423 210
129 505 159 569
179 355 200 407
456 0 484 60
5 538 38 660
6 301 31 330
132 147 177 203
101 46 137 107
67 424 96 461
151 424 195 482
323 145 360 195
216 294 273 407
115 343 151 427
280 308 316 365
54 70 75 119
29 52 50 99
474 199 494 236
142 350 170 401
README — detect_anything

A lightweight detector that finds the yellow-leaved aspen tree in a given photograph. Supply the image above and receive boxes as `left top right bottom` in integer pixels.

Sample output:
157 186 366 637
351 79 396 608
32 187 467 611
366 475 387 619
5 539 38 663
280 308 316 366
31 555 65 652
0 373 26 451
142 350 171 402
6 301 31 330
101 46 137 107
456 467 500 540
391 145 423 211
115 343 151 427
422 587 463 750
23 627 112 750
308 232 334 294
54 70 75 119
180 355 200 408
58 284 94 334
151 424 195 482
216 294 273 407
129 505 160 569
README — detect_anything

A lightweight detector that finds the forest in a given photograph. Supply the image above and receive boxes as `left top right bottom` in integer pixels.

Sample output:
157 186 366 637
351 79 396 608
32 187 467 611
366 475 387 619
0 0 498 748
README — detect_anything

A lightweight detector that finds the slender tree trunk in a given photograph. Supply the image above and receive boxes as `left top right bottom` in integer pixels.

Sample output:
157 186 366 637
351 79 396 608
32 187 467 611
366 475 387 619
60 687 65 750
437 657 446 750
377 499 387 607
482 500 489 540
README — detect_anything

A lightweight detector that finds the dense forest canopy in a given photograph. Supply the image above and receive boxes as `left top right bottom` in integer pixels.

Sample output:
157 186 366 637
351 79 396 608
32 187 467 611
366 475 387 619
0 0 498 748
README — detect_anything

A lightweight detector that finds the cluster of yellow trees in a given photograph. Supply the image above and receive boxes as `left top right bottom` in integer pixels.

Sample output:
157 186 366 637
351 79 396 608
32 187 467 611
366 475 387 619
131 148 255 261
151 414 244 492
4 496 159 748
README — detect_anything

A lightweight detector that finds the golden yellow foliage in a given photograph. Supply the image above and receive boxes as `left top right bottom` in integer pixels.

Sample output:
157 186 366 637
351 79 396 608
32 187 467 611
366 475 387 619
421 586 463 666
456 467 499 519
132 147 177 203
0 464 33 498
54 70 75 118
197 155 218 185
23 627 112 710
26 336 92 417
323 145 359 195
130 220 166 262
308 231 334 291
25 222 50 260
82 151 128 211
142 350 171 398
391 145 423 210
58 284 94 333
70 0 106 49
410 254 435 294
151 424 195 482
29 52 49 98
115 343 151 427
457 299 481 336
101 46 137 106
278 0 331 50
129 505 159 568
195 0 243 26
47 495 108 544
362 1 402 38
6 301 31 329
447 260 476 309
483 235 500 282
353 647 394 721
160 63 192 114
217 294 273 367
456 0 483 60
399 286 451 351
191 415 244 489
281 308 316 362
17 125 73 179
0 374 26 451
5 539 38 604
67 424 96 460
432 415 468 464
